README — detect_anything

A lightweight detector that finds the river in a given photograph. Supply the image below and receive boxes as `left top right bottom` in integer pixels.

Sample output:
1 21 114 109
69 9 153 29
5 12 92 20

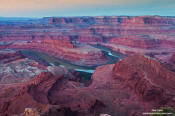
20 45 125 74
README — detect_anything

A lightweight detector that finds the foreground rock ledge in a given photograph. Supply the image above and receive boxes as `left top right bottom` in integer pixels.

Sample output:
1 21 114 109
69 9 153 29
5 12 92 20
0 55 175 116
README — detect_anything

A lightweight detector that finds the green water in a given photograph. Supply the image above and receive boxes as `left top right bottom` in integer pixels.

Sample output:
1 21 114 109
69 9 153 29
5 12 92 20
20 45 125 74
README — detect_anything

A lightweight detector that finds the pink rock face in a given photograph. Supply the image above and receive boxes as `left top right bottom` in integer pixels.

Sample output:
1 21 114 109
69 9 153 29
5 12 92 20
41 36 75 48
109 37 158 49
91 55 175 115
1 55 175 116
4 37 109 67
1 16 175 115
1 16 175 67
113 55 175 100
0 49 25 63
0 49 49 84
49 16 175 25
171 53 175 63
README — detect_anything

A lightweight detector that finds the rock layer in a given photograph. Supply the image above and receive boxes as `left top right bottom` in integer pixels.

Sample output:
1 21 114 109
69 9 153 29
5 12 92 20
1 16 175 66
171 53 175 63
1 55 175 116
0 49 49 84
113 55 175 102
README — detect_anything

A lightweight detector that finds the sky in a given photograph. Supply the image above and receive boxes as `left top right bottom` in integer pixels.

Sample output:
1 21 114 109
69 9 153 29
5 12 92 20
0 0 175 17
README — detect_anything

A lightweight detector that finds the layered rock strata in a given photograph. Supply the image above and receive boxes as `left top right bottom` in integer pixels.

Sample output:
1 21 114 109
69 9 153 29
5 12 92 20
1 55 175 116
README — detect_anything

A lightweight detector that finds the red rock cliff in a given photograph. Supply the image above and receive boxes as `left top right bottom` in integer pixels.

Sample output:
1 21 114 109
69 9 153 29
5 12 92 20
1 55 175 116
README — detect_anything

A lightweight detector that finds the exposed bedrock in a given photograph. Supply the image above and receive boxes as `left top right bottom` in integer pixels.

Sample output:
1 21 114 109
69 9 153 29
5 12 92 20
1 16 175 65
7 38 109 67
171 53 175 63
49 16 175 25
1 16 175 116
1 55 175 116
0 49 50 84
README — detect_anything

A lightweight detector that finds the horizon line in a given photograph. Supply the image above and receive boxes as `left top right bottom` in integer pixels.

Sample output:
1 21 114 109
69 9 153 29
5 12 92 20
0 15 175 19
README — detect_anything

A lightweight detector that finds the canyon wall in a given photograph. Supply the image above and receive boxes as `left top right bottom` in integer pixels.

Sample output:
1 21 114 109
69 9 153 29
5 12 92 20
0 16 175 66
1 55 175 116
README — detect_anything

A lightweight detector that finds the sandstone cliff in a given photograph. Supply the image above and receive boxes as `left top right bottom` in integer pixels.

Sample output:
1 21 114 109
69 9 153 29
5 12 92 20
1 16 175 66
1 55 175 116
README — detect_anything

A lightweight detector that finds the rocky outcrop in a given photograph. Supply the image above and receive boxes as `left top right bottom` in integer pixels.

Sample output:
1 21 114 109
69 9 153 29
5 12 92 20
49 16 175 25
1 55 175 116
113 55 175 101
109 36 159 49
0 49 50 84
8 38 109 67
100 114 111 116
49 16 175 49
171 53 175 63
1 16 175 66
0 49 25 63
24 108 41 116
1 16 175 115
0 71 98 116
91 55 175 115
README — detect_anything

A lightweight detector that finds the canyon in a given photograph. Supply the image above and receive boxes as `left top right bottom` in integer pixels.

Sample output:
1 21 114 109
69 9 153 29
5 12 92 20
0 16 175 116
0 55 175 116
0 16 175 66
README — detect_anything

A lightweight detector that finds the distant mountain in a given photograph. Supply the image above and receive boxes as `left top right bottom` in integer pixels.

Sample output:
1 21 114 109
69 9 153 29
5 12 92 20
0 17 39 21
